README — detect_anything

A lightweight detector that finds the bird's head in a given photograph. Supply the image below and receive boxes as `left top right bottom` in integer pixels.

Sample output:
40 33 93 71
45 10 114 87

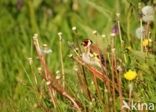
81 39 93 48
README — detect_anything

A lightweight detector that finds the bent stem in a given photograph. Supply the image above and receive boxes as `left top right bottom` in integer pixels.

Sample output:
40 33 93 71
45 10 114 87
33 34 82 111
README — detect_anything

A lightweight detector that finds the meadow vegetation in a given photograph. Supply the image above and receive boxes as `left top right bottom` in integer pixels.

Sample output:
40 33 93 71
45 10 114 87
0 0 156 111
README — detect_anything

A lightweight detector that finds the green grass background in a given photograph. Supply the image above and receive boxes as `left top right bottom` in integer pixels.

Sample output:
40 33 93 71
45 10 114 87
0 0 156 111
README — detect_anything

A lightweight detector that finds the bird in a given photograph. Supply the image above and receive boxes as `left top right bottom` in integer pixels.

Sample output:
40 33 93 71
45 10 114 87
81 39 105 68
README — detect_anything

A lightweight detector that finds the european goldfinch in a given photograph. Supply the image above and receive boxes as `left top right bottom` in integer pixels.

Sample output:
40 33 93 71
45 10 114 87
81 39 105 67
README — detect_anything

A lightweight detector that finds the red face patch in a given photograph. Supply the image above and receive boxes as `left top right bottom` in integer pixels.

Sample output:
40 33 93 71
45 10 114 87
81 39 92 47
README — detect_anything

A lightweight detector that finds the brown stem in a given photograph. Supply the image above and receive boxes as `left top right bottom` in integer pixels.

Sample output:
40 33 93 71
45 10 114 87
33 36 82 111
73 56 119 94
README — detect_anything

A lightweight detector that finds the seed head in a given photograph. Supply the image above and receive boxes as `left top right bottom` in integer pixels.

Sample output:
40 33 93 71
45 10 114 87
37 67 42 74
46 80 51 85
116 13 120 18
92 30 97 35
68 54 73 58
101 34 106 38
58 32 63 41
33 33 38 40
27 57 33 65
135 26 145 39
72 26 77 31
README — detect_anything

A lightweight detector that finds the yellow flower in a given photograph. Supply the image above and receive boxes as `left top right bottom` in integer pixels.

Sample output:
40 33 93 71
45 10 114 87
142 39 152 47
124 70 137 81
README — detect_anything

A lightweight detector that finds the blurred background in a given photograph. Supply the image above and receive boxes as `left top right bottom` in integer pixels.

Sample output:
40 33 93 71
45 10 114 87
0 0 155 111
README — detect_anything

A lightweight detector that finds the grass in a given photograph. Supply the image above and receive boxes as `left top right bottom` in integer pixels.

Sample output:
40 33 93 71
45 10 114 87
0 0 156 111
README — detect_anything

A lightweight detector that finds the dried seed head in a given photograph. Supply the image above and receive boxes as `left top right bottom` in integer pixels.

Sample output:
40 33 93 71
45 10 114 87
92 98 95 102
101 34 106 38
89 102 93 106
56 75 61 80
41 44 52 55
73 66 78 71
109 97 113 102
72 1 79 11
117 65 123 73
104 88 108 93
58 32 62 40
33 33 38 40
141 6 154 22
56 70 61 79
68 54 73 58
27 57 33 65
46 80 51 85
135 26 145 39
43 44 47 47
116 13 120 17
72 26 77 31
92 30 97 35
58 32 62 36
56 70 60 75
142 6 154 16
75 47 79 52
138 2 142 9
33 33 40 51
111 48 116 53
37 67 42 74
